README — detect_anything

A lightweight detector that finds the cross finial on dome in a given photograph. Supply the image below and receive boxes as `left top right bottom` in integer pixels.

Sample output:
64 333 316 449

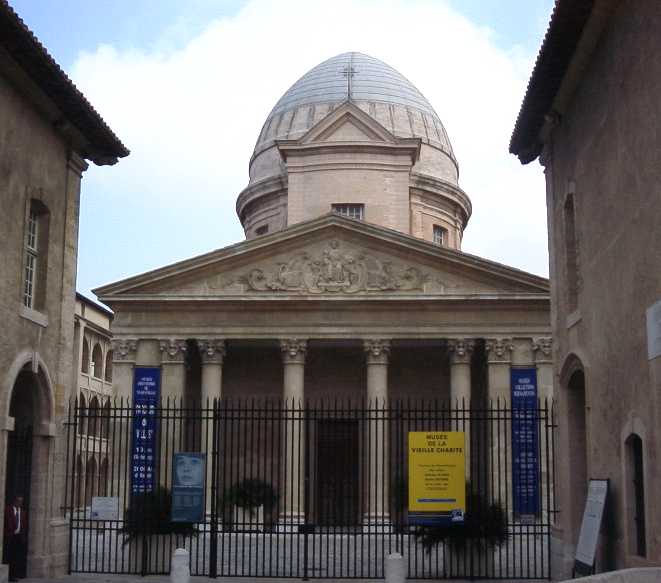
341 52 357 99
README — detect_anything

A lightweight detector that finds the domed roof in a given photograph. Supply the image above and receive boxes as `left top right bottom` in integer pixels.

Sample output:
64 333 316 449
253 52 456 163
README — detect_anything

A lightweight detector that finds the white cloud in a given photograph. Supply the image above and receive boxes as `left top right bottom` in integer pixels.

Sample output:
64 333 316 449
73 0 549 293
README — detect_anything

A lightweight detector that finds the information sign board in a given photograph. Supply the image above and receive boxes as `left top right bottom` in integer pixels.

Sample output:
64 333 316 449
408 431 465 526
131 367 160 495
90 496 119 520
511 367 540 518
171 452 206 522
574 479 609 576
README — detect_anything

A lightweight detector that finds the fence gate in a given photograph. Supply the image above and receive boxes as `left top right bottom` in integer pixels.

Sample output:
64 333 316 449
65 398 555 579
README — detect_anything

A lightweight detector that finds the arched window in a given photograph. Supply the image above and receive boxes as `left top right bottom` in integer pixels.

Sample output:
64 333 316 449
88 396 100 438
85 457 97 507
105 350 113 382
99 458 109 497
566 367 587 536
75 455 84 508
91 344 103 379
81 338 90 374
625 434 646 557
564 193 579 311
78 394 87 435
102 400 111 439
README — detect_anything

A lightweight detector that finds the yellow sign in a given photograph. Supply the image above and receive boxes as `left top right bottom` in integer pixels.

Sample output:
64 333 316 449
408 431 465 524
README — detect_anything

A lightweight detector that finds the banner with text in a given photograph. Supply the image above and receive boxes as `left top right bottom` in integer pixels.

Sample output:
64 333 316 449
511 367 540 518
131 367 160 495
408 431 465 526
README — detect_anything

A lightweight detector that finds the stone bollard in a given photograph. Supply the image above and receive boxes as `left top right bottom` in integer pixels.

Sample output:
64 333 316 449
171 548 190 583
386 552 405 583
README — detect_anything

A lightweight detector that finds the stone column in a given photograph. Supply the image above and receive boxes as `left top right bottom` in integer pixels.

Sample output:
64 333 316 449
363 339 391 531
199 340 226 405
533 337 554 525
532 337 553 401
109 339 137 513
448 339 473 480
198 339 225 516
278 338 307 530
159 339 187 402
485 338 513 505
158 340 187 488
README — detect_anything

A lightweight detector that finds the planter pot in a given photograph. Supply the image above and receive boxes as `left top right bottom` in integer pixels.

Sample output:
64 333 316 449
233 505 264 532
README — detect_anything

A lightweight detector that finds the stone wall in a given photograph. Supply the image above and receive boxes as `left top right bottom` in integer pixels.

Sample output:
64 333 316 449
547 0 661 575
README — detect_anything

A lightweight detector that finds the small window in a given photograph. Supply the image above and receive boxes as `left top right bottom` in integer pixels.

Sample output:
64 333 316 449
255 225 269 236
433 225 447 246
332 204 364 220
81 338 90 374
105 351 113 382
91 344 103 379
23 199 49 310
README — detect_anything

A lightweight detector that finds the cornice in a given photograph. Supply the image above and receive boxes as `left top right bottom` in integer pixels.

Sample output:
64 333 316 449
94 214 549 300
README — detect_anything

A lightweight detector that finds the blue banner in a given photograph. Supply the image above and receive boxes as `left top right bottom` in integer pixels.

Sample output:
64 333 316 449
131 367 160 495
511 368 540 517
171 453 206 522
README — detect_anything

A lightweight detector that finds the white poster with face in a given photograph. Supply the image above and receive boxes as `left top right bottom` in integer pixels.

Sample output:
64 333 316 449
173 453 205 488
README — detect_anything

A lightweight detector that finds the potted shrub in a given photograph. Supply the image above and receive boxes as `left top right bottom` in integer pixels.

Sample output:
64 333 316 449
122 486 196 574
415 485 509 578
224 478 277 532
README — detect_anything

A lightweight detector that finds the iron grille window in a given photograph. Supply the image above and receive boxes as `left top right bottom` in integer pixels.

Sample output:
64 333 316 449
332 203 364 220
433 224 447 246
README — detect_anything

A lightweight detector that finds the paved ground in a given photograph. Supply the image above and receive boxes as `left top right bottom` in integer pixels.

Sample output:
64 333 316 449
21 576 541 583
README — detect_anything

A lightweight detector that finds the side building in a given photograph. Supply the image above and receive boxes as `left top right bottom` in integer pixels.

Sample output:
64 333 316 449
510 0 661 577
0 2 127 579
72 294 114 511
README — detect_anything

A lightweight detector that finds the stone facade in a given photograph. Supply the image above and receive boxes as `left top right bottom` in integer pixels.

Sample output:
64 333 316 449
0 4 126 580
511 0 661 577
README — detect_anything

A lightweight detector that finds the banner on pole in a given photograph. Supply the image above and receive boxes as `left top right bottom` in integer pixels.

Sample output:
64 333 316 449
131 367 160 495
408 431 465 526
511 367 540 519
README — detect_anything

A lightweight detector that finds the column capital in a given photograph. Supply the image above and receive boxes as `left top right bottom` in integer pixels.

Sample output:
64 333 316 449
111 338 137 362
159 339 187 363
485 338 514 364
198 339 226 365
532 337 553 363
364 339 391 365
280 338 307 364
448 338 474 364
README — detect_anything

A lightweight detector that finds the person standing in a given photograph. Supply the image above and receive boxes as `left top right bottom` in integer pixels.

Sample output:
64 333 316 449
3 496 27 581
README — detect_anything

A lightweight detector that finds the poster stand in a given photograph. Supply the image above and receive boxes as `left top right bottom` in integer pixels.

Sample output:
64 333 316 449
573 478 609 578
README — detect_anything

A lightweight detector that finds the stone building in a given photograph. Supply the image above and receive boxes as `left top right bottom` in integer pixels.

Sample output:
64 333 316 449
72 294 114 510
510 0 661 577
0 2 127 579
96 53 552 534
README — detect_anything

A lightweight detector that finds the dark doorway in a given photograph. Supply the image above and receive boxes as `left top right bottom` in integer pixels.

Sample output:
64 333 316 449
4 370 36 577
315 420 359 527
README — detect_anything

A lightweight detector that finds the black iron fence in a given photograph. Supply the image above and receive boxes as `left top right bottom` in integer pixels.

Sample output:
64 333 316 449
64 398 556 579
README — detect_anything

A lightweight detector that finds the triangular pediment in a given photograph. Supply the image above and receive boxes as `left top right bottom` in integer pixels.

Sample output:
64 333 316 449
300 102 396 144
95 215 549 305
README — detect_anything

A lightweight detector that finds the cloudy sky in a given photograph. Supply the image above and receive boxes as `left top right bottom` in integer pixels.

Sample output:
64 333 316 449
12 0 554 300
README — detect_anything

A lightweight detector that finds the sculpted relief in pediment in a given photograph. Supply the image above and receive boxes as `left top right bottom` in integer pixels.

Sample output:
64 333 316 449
244 240 425 294
166 239 510 296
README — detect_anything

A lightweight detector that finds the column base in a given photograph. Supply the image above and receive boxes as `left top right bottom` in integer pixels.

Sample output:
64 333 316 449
276 511 306 533
362 513 392 534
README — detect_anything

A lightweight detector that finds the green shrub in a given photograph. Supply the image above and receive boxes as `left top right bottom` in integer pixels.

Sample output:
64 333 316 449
223 478 277 515
122 486 195 543
416 486 509 552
